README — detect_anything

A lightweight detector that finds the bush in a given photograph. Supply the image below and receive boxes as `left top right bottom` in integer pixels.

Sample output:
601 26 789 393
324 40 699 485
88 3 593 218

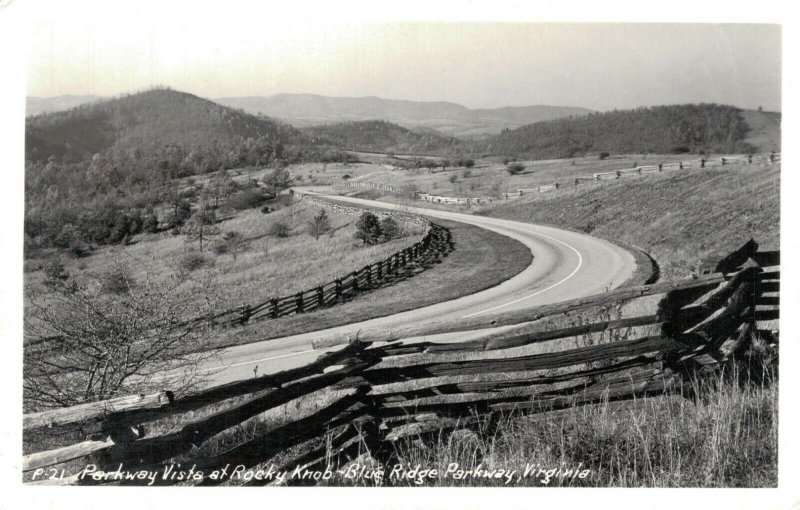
212 231 245 258
142 214 159 233
178 252 212 272
167 201 192 228
269 221 291 238
380 216 400 240
100 267 132 295
43 259 69 287
355 212 383 245
506 162 526 175
307 210 332 240
599 151 610 160
225 188 271 211
448 174 458 183
262 167 293 193
462 169 472 179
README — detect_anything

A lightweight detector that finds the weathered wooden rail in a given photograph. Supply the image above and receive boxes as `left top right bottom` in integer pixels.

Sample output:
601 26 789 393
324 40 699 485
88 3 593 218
188 196 452 328
339 152 779 204
23 240 777 486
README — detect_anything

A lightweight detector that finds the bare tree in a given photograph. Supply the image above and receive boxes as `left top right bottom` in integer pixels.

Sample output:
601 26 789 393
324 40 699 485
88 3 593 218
23 262 221 409
183 204 220 251
307 209 332 240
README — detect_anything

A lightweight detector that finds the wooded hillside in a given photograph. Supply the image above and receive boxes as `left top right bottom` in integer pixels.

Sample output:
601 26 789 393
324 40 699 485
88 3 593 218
303 120 460 155
25 88 302 165
476 104 761 159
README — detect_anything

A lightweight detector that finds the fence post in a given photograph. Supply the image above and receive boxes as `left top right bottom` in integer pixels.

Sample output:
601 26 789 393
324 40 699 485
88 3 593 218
352 271 359 293
700 158 705 168
748 154 753 164
770 152 775 163
240 304 252 324
615 170 621 179
365 266 372 288
296 292 304 314
316 286 324 308
679 161 683 170
721 157 726 165
658 163 663 172
376 261 383 281
335 279 343 302
271 298 278 319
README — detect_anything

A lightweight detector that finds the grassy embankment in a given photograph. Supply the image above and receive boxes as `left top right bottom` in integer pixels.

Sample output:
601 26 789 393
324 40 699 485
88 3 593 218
25 201 424 310
302 157 780 487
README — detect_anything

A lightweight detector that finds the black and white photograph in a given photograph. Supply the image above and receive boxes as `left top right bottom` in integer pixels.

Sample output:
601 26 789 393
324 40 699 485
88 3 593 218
1 1 797 507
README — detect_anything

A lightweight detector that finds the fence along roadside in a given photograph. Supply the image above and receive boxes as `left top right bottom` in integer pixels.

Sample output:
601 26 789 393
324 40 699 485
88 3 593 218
334 152 780 204
22 239 778 486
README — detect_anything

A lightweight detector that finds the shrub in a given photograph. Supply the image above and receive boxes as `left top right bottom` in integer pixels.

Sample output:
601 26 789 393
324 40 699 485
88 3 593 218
380 216 400 240
100 267 132 295
213 231 245 258
43 259 69 287
462 169 472 179
506 162 526 175
225 188 271 211
355 212 383 245
142 214 159 233
167 200 192 228
269 221 291 238
448 174 458 183
178 252 212 272
307 210 332 240
599 151 610 160
262 167 293 193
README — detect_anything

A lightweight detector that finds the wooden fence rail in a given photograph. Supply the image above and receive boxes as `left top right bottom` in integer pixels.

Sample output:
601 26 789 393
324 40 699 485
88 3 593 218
340 153 780 205
23 239 777 486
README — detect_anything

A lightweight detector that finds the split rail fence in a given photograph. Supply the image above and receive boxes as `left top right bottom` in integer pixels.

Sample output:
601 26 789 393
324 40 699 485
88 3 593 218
195 194 453 327
23 239 778 486
335 152 780 205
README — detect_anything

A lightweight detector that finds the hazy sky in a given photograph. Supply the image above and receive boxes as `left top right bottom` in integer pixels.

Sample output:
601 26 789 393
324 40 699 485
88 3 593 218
25 11 781 111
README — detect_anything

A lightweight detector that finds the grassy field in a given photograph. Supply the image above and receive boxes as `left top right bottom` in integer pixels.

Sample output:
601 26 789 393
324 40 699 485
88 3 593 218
476 160 780 280
25 200 425 310
347 153 750 199
349 158 779 280
204 216 532 349
297 155 779 487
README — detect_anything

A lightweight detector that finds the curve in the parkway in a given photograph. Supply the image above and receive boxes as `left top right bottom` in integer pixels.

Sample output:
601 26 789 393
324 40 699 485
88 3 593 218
178 189 637 386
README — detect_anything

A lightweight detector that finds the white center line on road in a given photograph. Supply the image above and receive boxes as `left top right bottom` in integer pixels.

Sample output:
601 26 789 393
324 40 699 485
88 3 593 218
307 190 589 320
462 229 584 318
198 348 319 374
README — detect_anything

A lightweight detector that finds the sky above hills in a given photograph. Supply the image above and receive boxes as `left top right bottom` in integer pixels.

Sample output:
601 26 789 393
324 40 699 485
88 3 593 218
22 3 782 112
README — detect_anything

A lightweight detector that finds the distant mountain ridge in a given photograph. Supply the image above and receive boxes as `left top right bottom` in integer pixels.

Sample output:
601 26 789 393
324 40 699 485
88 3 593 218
304 120 461 155
214 94 593 138
25 88 301 164
26 95 105 117
471 104 775 159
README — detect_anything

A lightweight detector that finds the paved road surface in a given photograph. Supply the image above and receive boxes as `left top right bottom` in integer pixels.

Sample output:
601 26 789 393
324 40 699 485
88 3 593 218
174 189 637 386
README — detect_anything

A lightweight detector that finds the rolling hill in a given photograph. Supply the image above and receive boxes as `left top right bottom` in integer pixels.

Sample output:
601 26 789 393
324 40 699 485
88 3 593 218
25 88 302 164
472 104 775 159
303 120 461 155
214 94 593 138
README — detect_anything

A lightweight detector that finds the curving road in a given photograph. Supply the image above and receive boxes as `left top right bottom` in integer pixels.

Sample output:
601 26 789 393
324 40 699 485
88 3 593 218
179 189 637 386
